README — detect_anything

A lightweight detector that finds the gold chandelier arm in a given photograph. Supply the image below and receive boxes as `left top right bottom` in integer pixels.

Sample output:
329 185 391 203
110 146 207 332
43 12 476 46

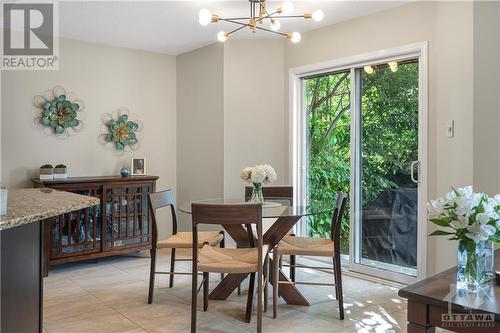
253 25 288 37
221 18 288 37
218 16 252 21
218 14 306 21
220 18 249 26
256 0 274 24
255 10 279 24
228 24 248 35
270 15 308 19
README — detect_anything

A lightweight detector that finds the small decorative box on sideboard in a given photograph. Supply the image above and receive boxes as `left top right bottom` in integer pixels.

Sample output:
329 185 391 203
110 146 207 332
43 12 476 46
32 175 158 276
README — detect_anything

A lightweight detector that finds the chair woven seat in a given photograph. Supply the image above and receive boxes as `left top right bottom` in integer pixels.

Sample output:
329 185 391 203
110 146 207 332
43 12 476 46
157 231 223 249
198 245 269 274
277 235 334 257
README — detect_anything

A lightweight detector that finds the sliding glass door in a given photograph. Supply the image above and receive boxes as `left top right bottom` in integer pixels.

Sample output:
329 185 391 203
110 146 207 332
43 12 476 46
352 60 419 279
295 46 426 283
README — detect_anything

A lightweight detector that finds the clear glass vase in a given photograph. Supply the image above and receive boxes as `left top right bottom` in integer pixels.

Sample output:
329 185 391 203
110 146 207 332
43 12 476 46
250 183 264 203
456 240 494 292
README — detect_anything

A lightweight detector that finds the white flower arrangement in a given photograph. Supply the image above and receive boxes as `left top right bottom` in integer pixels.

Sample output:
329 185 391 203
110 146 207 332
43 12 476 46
240 164 277 185
427 186 500 244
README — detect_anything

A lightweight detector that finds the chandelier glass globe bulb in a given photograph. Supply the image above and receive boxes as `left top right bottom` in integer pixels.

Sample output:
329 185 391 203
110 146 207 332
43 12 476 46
271 19 281 31
217 31 228 42
281 1 294 14
312 10 324 22
291 32 301 43
199 9 212 26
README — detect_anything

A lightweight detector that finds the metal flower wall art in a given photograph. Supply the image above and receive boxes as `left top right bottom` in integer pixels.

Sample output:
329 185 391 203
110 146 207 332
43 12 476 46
33 86 85 138
99 107 143 153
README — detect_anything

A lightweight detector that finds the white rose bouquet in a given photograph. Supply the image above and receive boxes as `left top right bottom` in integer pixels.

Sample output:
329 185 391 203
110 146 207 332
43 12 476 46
240 164 277 203
428 186 500 290
240 164 277 185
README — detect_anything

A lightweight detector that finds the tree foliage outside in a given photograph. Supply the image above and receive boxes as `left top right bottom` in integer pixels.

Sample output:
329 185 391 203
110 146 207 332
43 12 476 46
306 62 419 254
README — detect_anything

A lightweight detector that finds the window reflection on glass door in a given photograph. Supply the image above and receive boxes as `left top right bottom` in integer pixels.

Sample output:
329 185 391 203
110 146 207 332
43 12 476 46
353 60 419 277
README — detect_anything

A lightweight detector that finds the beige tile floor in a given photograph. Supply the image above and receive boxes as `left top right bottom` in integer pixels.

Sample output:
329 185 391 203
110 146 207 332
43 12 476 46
43 249 417 333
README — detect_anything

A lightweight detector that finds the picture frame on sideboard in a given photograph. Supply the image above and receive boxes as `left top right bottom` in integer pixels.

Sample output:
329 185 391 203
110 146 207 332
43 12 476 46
131 158 146 175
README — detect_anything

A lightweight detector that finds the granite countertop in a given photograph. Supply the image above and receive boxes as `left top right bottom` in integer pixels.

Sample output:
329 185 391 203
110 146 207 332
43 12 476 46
0 188 100 231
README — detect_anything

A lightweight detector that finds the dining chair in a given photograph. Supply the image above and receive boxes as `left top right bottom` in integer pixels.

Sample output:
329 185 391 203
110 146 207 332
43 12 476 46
147 189 225 304
242 186 294 306
191 203 268 333
272 192 347 319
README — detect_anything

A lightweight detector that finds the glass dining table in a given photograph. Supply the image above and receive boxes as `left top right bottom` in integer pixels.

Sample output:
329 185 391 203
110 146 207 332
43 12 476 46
179 198 334 321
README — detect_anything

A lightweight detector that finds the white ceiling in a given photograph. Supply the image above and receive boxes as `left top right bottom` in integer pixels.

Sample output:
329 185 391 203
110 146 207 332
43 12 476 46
59 1 409 55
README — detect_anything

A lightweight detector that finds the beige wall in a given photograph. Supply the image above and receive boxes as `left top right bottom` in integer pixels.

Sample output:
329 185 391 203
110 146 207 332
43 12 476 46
473 0 500 195
175 39 285 233
223 39 286 199
285 1 474 275
176 44 224 231
1 38 177 239
496 1 500 252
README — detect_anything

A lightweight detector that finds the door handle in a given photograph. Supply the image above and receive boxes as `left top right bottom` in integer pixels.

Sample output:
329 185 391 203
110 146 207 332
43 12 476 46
410 160 420 184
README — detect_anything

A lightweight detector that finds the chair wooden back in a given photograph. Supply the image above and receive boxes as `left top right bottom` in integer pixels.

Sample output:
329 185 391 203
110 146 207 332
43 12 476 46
192 203 262 244
330 192 348 249
191 203 263 267
148 190 179 245
245 186 294 205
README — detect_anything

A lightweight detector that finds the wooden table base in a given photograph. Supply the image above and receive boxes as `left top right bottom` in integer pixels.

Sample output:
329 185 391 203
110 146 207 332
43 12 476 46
209 260 309 306
209 215 310 323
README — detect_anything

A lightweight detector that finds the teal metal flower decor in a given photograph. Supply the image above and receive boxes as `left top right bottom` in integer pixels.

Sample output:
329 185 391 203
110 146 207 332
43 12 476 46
99 108 143 153
41 95 80 134
33 86 85 137
105 114 139 150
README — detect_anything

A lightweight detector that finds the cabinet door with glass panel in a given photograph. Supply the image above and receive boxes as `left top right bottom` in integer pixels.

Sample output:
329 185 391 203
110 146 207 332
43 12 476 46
104 183 153 249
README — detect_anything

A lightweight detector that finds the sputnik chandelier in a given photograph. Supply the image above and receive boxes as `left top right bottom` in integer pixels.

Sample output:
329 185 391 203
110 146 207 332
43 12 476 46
198 0 324 43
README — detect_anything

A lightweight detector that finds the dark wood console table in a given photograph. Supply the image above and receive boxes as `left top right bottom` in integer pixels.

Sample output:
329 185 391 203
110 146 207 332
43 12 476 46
32 175 158 275
399 249 499 332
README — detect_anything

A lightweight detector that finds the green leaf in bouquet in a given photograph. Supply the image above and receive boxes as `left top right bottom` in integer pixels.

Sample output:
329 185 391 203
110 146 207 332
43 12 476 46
489 234 500 243
429 218 451 227
458 239 476 253
429 230 454 236
487 219 498 226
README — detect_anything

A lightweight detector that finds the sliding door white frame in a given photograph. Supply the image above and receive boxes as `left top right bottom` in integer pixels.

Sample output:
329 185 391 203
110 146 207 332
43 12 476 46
289 42 428 283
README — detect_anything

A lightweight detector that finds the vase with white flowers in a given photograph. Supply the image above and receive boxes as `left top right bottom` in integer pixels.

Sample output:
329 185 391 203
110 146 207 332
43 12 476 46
240 164 278 203
428 186 500 292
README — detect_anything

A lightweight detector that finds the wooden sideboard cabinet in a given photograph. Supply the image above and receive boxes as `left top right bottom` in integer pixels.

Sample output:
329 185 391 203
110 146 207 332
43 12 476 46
32 175 158 275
